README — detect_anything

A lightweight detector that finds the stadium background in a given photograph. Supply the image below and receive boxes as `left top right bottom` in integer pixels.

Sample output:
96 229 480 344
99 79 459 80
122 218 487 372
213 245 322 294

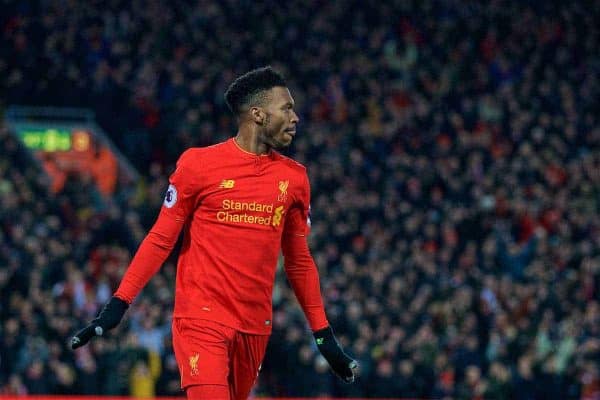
0 0 599 399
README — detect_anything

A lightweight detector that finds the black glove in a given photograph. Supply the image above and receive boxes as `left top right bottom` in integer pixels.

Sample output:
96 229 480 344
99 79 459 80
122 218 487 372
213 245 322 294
71 296 129 349
314 326 358 383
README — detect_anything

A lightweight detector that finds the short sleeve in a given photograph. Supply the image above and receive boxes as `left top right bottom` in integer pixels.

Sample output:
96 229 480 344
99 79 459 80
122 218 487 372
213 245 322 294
162 149 200 221
283 172 311 237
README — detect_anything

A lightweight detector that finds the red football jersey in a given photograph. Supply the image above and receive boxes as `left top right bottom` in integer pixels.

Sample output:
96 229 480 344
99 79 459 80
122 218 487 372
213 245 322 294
115 138 328 334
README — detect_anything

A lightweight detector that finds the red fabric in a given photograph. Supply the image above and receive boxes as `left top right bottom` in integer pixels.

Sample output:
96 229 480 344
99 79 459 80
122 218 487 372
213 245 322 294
114 211 183 303
173 318 269 398
115 138 328 334
186 384 229 399
282 233 329 332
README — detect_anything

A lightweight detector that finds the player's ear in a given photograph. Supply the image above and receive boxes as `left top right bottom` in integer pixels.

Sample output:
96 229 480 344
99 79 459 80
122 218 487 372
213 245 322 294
250 107 266 125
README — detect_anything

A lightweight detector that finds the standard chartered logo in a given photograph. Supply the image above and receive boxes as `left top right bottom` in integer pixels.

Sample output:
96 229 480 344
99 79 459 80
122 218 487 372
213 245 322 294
272 205 284 227
217 199 284 227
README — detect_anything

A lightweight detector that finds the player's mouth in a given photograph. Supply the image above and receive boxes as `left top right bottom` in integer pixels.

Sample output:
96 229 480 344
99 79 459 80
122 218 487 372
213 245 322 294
284 128 296 137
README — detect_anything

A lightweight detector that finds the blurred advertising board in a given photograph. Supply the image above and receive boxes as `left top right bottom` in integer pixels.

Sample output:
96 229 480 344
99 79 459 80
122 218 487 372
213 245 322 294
5 106 138 197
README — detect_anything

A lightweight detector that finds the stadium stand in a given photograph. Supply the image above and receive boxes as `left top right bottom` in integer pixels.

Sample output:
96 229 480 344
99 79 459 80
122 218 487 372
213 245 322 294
1 0 599 398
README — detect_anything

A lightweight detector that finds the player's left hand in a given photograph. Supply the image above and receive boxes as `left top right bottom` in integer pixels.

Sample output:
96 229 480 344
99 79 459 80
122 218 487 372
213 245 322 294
314 326 358 383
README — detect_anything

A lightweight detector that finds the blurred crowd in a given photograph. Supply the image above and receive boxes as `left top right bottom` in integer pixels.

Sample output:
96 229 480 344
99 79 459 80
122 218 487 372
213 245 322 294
1 0 599 398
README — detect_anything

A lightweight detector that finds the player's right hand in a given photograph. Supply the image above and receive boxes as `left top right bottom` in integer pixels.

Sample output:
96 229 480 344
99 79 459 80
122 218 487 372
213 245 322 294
71 296 129 349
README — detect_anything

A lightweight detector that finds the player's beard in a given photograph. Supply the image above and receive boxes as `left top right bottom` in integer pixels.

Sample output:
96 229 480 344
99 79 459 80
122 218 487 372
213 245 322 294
262 114 292 150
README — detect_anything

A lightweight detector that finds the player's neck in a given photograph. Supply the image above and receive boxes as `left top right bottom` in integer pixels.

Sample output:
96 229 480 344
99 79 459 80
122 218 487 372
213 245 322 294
234 130 271 156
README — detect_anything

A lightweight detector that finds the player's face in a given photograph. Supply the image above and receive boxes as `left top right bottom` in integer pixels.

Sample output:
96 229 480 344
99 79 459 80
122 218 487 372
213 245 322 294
261 87 299 149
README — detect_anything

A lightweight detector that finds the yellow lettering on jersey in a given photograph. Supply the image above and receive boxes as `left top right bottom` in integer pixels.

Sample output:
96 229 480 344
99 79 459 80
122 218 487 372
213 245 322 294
221 199 273 213
218 199 281 227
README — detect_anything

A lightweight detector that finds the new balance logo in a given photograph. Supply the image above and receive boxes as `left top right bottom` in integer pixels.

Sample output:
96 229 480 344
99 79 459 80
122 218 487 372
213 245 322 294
219 180 235 189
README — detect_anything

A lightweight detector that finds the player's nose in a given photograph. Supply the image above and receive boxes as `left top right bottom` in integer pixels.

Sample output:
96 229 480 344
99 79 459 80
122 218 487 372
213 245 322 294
290 110 299 124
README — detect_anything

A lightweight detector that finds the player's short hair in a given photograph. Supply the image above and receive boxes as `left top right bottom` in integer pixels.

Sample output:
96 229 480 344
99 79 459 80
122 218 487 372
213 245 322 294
224 66 287 115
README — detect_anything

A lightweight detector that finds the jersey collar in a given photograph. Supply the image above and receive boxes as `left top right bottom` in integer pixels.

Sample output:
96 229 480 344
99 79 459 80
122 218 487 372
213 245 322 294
229 137 276 160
